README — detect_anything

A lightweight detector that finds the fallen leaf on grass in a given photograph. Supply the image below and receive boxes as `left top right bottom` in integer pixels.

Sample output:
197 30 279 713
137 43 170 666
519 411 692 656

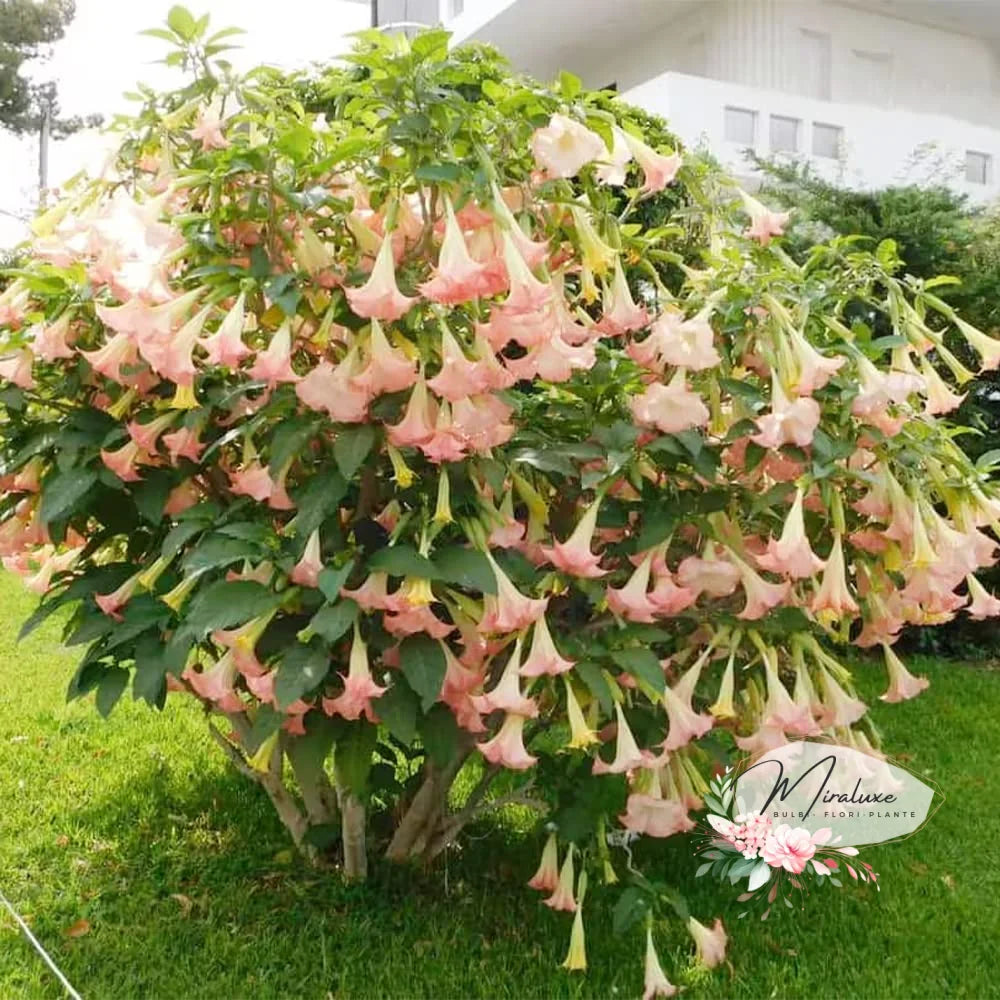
64 919 91 938
55 835 69 848
170 893 194 918
941 874 956 891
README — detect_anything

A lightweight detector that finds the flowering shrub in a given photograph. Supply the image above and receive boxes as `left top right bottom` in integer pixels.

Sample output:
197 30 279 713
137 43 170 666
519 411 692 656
2 10 1000 988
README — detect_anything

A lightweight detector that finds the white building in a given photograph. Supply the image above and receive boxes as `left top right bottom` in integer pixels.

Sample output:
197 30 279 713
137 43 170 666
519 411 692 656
376 0 1000 202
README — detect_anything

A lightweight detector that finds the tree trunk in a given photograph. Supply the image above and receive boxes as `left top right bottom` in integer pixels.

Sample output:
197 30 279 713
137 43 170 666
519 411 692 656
339 791 368 881
286 740 339 827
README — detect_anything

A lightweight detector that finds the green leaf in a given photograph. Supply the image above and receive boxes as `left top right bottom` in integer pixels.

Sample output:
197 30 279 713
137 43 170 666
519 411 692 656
611 648 665 693
417 703 461 768
559 70 582 99
183 581 281 636
334 719 377 797
376 679 419 745
414 162 462 184
612 887 650 935
275 642 330 708
96 667 129 718
293 467 347 538
38 467 97 524
182 534 255 574
132 470 174 525
432 546 497 594
333 425 377 481
575 660 614 714
248 704 284 751
166 5 197 40
367 545 439 579
317 561 354 602
308 599 358 643
268 418 318 477
161 520 206 558
399 634 446 711
132 635 168 709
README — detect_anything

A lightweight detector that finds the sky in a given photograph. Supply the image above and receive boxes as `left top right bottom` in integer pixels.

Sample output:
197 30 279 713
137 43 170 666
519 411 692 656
0 0 373 246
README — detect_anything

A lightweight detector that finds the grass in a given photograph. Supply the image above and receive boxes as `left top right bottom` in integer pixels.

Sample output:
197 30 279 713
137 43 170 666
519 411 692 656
0 570 998 1000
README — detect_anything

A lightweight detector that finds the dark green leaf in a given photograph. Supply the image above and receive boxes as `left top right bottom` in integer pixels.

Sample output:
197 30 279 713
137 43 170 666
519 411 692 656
293 467 347 537
367 545 439 579
39 467 97 524
275 642 330 708
611 648 665 693
575 660 614 714
333 425 377 481
334 719 377 797
376 679 420 745
417 703 461 768
182 534 256 574
308 599 358 643
613 887 650 936
432 546 496 594
96 667 129 718
399 634 446 711
184 581 281 636
317 561 354 602
414 162 462 184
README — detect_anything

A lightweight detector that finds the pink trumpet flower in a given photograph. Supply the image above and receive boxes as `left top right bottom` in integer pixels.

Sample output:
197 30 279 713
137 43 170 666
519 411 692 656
162 425 204 464
480 552 548 632
531 113 605 179
427 323 490 400
184 649 239 705
966 574 1000 619
921 358 966 415
341 572 404 612
322 625 387 722
607 551 662 622
498 232 552 314
387 377 436 448
629 308 719 373
541 495 607 578
164 480 200 516
752 375 820 449
761 647 816 735
383 604 455 640
687 917 728 970
620 130 681 193
478 712 537 770
597 258 649 335
290 530 324 588
527 832 560 892
248 320 300 385
419 200 490 304
80 332 139 384
787 324 844 395
543 846 577 911
643 927 679 999
593 704 646 774
296 352 371 424
756 489 826 579
95 568 146 617
201 293 251 368
345 233 418 321
472 637 538 717
229 461 276 502
734 556 791 620
100 439 145 482
817 663 867 727
630 368 710 435
662 657 714 750
351 318 418 397
127 412 176 454
740 190 790 246
676 547 741 598
518 614 574 676
811 535 859 616
190 108 229 150
147 304 212 385
30 314 76 361
595 126 632 186
879 643 929 703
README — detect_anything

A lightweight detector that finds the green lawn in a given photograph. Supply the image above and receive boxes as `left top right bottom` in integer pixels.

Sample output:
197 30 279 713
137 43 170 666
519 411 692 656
0 569 998 999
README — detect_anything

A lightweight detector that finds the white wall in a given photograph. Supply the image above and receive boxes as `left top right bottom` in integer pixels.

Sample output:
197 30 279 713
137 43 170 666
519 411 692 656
624 70 1000 202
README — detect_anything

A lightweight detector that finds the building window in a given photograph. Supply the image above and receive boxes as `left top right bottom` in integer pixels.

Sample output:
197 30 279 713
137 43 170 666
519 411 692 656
724 106 756 146
441 0 464 19
966 151 992 185
770 115 800 153
812 122 842 159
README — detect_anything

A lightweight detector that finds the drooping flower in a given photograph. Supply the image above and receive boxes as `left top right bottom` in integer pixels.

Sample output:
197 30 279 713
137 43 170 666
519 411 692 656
387 377 436 448
201 293 251 369
472 637 538 717
100 439 145 482
190 107 229 150
541 495 607 578
229 461 275 502
480 551 548 632
478 712 537 770
528 833 560 892
345 233 418 321
811 534 859 617
322 625 387 722
427 323 490 400
620 774 695 838
248 320 300 385
531 113 605 179
564 676 599 749
630 308 720 372
620 130 682 193
740 190 790 246
966 574 1000 620
597 258 649 334
561 896 588 973
351 318 418 397
519 614 574 676
30 314 76 361
162 425 204 464
677 546 741 598
642 926 678 1000
290 530 324 588
879 643 929 703
662 658 714 750
709 650 737 719
80 332 139 384
755 489 826 579
751 375 820 448
593 703 646 774
127 412 176 454
419 199 490 304
594 126 633 185
817 662 867 727
544 845 577 911
630 368 710 434
733 556 791 620
687 917 727 969
761 647 816 735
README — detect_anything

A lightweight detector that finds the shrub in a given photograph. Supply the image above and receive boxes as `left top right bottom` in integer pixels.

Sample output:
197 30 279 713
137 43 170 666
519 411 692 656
1 11 999 982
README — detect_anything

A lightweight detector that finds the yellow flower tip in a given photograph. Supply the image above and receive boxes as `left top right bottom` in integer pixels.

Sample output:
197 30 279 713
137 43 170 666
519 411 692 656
170 382 199 410
560 908 587 972
247 731 279 774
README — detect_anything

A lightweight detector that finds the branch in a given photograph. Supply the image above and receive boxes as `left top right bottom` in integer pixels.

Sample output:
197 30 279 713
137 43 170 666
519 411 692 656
207 721 258 781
